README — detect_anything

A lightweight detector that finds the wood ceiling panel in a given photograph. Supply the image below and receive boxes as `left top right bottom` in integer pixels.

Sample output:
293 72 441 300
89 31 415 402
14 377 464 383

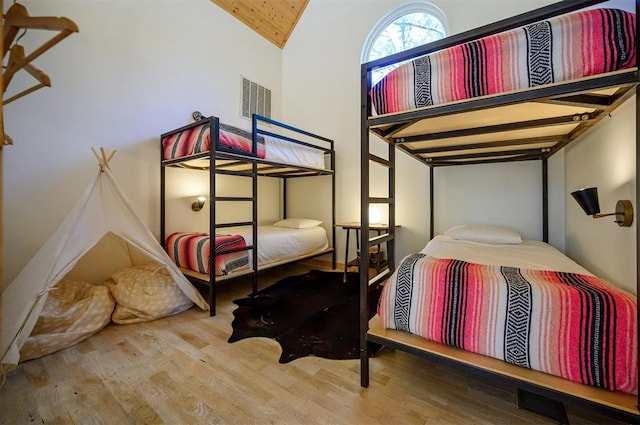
210 0 309 48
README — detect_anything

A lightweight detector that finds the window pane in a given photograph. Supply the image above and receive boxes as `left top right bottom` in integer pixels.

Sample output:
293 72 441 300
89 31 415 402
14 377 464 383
369 13 445 61
365 6 447 85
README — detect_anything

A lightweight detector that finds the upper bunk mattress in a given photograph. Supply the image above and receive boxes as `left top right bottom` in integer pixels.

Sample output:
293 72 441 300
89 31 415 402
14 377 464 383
161 122 326 169
162 122 266 160
370 8 636 116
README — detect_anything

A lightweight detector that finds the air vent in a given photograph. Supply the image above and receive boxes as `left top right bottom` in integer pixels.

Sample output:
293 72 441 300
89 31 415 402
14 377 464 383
241 77 271 119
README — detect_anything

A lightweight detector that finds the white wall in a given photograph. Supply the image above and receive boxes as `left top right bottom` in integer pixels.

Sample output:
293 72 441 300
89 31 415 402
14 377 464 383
3 0 283 286
565 97 636 293
433 162 543 240
163 171 282 236
282 0 560 262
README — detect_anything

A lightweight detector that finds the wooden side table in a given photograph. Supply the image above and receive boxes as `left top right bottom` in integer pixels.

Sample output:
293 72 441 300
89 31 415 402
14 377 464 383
334 222 399 277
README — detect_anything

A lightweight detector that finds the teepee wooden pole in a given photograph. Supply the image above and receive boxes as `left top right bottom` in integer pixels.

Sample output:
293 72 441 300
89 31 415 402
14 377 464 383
91 147 116 170
90 147 100 163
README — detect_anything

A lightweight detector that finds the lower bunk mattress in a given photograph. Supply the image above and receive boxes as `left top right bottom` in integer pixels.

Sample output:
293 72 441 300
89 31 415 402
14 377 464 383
166 224 329 277
166 232 250 276
378 234 637 394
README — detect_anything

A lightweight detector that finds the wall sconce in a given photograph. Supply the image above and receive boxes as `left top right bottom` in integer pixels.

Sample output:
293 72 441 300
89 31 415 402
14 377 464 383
191 196 206 212
570 187 633 227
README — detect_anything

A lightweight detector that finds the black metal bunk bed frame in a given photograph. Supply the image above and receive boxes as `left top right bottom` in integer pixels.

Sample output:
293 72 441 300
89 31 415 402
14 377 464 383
161 114 336 316
359 0 639 422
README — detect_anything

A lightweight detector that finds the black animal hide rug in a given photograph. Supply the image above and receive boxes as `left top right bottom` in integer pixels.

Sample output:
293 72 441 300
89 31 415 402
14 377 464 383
228 269 382 363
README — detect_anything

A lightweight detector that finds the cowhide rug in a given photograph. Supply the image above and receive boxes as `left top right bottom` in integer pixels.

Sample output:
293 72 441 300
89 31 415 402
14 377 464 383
228 269 382 363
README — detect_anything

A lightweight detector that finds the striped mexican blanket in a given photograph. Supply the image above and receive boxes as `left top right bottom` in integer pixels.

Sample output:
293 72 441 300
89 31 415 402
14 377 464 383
161 122 266 160
378 254 638 394
166 232 250 276
370 8 636 116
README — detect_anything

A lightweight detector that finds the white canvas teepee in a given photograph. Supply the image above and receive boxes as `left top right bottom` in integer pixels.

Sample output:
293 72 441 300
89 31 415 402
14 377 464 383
1 149 208 370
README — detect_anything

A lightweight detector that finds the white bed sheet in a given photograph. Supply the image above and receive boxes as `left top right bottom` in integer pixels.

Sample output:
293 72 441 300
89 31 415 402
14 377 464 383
228 225 329 266
422 235 593 275
264 135 326 169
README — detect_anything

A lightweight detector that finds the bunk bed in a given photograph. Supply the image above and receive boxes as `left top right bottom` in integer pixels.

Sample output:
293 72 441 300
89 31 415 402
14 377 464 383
161 114 336 316
359 0 639 422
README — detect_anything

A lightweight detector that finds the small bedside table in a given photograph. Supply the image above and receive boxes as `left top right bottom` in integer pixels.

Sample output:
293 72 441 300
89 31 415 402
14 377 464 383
334 222 400 277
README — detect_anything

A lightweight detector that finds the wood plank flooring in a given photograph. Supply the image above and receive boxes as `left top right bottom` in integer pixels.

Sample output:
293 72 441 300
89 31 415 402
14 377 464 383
0 263 625 424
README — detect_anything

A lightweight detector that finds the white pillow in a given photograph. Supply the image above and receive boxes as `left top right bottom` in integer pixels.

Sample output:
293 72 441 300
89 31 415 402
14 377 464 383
273 218 322 229
444 224 522 245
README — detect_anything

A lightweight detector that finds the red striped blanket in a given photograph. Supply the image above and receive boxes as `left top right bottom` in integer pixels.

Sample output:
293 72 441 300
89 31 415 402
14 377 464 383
161 122 266 160
371 8 636 115
378 254 638 394
165 232 250 276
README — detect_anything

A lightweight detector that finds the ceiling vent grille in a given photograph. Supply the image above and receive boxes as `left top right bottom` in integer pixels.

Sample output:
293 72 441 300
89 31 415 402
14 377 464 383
241 77 271 119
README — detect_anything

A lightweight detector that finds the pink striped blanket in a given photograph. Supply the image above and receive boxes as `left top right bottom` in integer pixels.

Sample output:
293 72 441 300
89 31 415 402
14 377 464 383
161 122 266 160
378 254 638 394
166 232 250 276
371 8 636 116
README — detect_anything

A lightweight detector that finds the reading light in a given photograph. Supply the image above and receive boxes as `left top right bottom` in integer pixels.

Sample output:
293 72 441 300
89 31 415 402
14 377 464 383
191 196 206 212
570 187 633 227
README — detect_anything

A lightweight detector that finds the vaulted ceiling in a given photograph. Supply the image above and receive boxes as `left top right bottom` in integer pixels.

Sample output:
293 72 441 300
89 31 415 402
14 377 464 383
210 0 310 49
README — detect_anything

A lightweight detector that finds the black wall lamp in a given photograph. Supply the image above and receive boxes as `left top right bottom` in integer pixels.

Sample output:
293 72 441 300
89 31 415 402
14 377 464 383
570 187 633 227
191 196 206 212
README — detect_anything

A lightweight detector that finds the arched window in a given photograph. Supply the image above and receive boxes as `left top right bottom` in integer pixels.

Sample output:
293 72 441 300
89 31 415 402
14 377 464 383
362 1 448 84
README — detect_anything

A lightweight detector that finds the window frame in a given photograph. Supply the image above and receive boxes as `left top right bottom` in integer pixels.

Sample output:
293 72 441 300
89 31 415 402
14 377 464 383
361 1 449 66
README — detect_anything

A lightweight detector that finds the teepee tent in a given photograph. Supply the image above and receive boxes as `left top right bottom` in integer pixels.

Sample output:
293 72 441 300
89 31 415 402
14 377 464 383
2 148 208 370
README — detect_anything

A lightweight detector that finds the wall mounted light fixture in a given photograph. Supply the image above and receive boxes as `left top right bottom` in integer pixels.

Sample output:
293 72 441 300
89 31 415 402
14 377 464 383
570 187 633 227
191 196 206 212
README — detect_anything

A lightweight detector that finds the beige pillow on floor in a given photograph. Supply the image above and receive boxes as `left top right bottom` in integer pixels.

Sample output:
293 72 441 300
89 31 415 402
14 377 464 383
20 279 115 362
108 263 193 324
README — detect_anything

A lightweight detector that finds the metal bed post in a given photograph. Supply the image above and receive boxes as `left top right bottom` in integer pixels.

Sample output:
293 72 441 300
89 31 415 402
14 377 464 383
360 61 371 388
331 141 336 269
250 114 259 295
636 81 640 414
429 166 434 239
160 149 166 252
252 158 258 295
542 159 548 243
209 117 219 316
388 140 396 270
635 0 639 412
283 178 287 219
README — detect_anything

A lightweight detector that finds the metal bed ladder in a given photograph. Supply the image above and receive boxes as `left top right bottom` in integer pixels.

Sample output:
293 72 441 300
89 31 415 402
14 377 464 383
359 128 397 386
208 117 259 316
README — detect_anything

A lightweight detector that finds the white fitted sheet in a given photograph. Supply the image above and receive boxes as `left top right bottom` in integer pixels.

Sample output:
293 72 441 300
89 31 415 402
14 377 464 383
229 225 329 266
422 235 592 275
264 135 326 169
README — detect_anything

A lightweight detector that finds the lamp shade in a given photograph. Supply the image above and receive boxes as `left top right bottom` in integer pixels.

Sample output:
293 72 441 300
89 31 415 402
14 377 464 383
571 187 600 215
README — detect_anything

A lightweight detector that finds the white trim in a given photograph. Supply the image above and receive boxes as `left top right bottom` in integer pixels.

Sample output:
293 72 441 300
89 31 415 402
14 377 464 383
360 1 449 64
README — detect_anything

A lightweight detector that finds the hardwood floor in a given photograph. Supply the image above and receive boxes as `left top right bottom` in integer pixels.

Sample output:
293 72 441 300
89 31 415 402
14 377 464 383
0 263 625 424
